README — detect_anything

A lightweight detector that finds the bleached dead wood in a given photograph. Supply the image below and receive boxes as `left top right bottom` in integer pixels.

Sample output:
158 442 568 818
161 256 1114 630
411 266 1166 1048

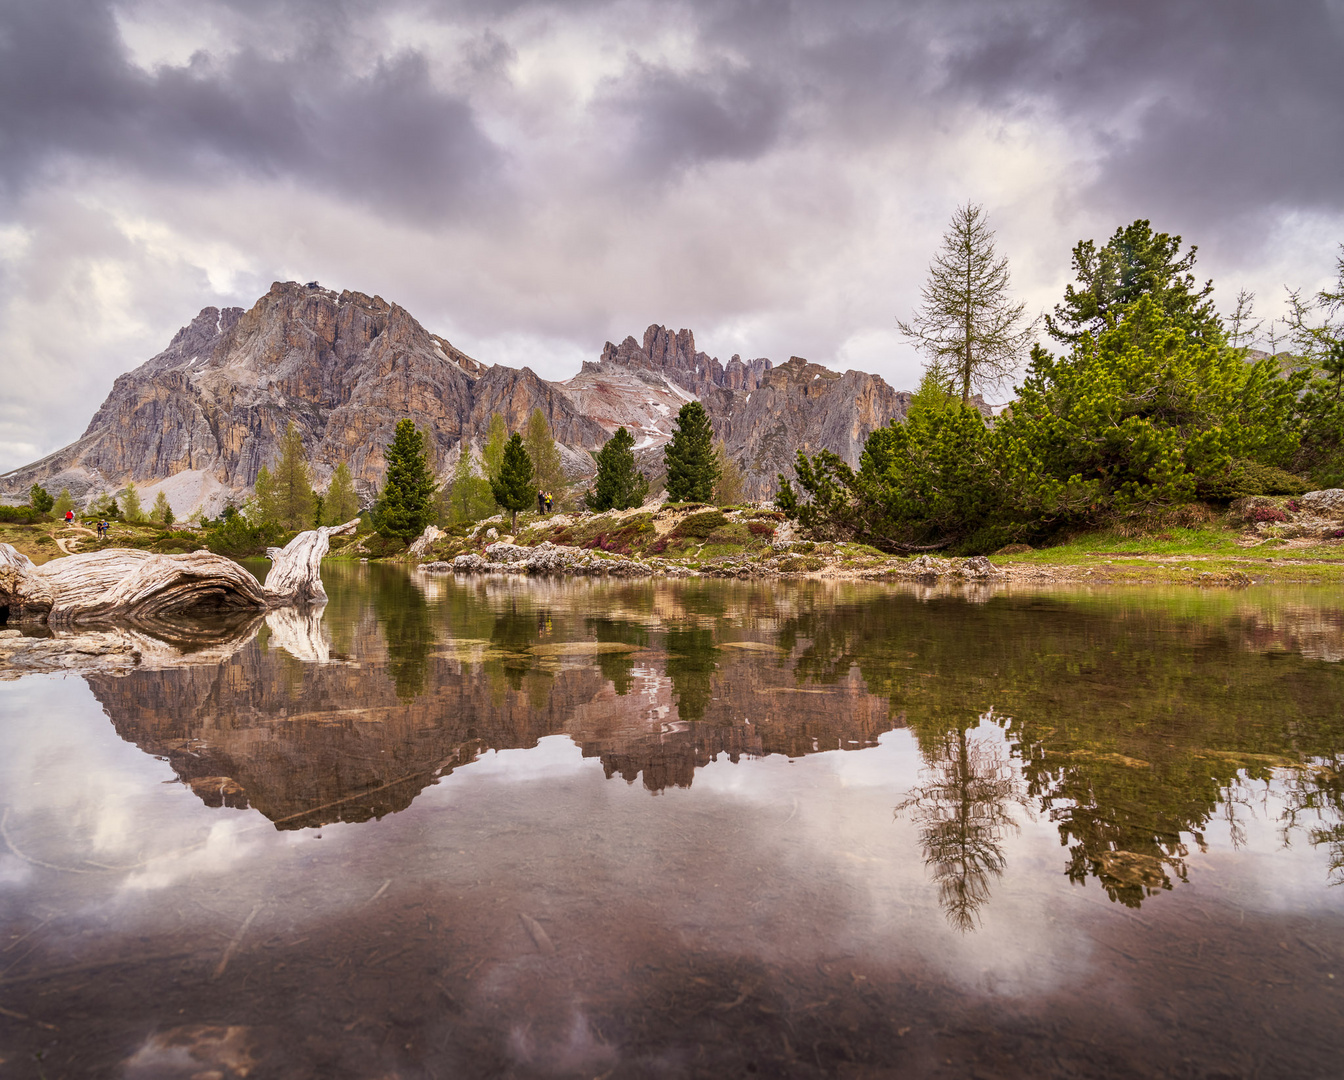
0 517 359 626
262 518 360 605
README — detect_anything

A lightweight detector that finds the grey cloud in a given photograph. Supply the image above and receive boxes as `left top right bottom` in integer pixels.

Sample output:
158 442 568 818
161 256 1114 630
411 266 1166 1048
598 60 788 178
0 0 503 219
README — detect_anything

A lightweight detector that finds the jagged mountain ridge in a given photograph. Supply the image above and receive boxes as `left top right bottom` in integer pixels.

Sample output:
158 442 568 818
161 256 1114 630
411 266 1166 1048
1 281 912 513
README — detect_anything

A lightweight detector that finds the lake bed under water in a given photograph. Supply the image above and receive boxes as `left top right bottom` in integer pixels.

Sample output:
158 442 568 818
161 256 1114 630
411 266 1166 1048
1 567 1342 1078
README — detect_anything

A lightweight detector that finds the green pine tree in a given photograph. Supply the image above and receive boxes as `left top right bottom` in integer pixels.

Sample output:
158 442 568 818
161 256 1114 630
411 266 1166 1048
323 462 360 525
119 484 145 523
1046 219 1222 345
490 433 535 531
664 401 719 503
378 419 438 541
274 422 316 530
586 427 649 511
28 484 53 515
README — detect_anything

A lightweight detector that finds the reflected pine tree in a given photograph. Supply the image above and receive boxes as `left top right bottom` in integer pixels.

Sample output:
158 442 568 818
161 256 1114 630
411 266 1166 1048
665 628 720 723
897 717 1021 930
587 618 650 696
489 604 542 692
371 566 434 700
779 588 1344 906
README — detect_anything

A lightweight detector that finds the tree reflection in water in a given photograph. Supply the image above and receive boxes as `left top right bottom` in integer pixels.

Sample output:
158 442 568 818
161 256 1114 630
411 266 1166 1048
897 711 1023 930
372 565 434 700
665 627 719 722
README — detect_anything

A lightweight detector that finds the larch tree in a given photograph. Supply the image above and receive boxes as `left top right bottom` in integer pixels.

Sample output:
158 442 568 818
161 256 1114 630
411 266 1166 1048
52 488 75 521
523 408 565 498
491 433 535 531
448 444 496 523
712 440 746 507
119 484 145 523
482 413 508 481
378 419 438 541
898 203 1035 404
274 422 316 531
252 466 278 526
664 401 719 503
150 491 174 526
586 427 649 511
323 462 360 525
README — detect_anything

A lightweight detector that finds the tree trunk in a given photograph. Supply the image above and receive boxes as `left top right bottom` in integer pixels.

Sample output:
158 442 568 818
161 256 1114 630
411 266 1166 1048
0 518 360 626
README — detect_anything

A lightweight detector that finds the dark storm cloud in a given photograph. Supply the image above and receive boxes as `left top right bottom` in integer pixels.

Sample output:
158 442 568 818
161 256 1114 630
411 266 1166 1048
921 0 1344 226
4 0 1341 230
0 0 503 219
597 61 787 178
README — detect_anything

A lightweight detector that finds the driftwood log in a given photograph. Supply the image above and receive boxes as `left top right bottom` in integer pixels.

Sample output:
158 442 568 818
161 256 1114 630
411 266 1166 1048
0 519 359 625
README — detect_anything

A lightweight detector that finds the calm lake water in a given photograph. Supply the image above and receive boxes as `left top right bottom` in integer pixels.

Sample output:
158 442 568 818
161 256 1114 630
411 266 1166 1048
2 565 1343 1078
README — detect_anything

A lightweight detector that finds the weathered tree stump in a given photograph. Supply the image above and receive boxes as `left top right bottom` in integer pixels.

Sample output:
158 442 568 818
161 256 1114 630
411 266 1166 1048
262 519 360 605
0 518 360 625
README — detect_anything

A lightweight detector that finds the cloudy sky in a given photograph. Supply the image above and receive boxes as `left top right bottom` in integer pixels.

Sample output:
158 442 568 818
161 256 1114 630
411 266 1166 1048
2 0 1342 471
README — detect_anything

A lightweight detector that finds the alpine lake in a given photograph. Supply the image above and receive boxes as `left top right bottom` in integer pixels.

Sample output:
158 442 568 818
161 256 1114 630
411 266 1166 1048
1 564 1342 1079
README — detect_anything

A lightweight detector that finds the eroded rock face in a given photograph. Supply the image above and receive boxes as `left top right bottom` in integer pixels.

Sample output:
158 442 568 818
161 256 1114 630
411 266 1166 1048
0 283 606 515
1 291 914 513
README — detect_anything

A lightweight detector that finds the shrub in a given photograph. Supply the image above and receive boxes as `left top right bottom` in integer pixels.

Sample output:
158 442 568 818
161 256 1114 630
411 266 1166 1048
747 520 776 537
0 505 44 524
672 510 727 540
1246 505 1288 524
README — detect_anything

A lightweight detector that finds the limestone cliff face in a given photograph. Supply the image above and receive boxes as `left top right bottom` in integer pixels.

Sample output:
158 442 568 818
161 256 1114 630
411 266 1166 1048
0 283 607 513
562 327 909 500
1 289 912 512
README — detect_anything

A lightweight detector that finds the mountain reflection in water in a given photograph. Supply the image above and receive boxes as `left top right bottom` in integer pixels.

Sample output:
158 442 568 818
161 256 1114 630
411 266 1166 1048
2 566 1343 1078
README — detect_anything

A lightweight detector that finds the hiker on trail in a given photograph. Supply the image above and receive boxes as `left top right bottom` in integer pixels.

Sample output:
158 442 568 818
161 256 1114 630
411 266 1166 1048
65 509 74 524
98 519 108 539
544 491 553 513
537 490 546 514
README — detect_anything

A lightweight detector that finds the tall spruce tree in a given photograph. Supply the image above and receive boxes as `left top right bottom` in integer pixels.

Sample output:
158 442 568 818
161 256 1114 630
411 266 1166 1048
586 427 649 510
1045 219 1221 345
274 422 316 530
898 203 1034 404
378 419 438 541
491 433 535 531
323 462 360 525
664 401 719 503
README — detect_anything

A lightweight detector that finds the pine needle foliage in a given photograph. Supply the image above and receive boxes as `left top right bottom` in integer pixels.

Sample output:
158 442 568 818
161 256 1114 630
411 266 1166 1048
898 203 1034 404
664 401 719 503
1045 219 1221 345
378 419 439 541
448 444 496 523
586 427 649 511
491 433 535 531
